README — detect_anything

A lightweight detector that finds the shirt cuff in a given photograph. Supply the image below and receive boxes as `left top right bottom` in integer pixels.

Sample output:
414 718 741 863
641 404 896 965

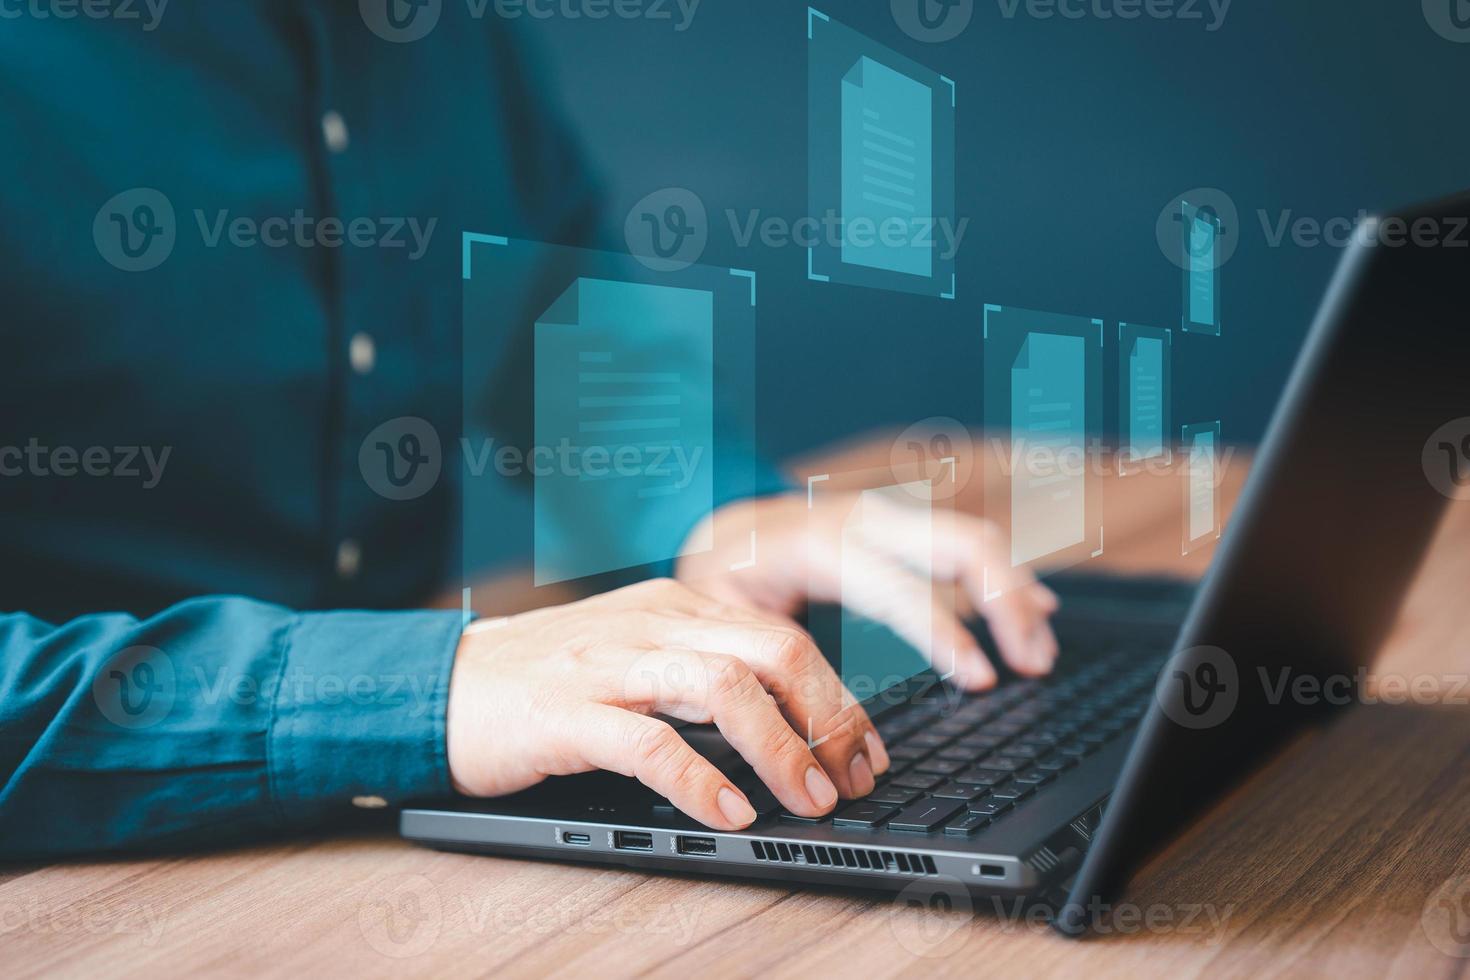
267 609 464 819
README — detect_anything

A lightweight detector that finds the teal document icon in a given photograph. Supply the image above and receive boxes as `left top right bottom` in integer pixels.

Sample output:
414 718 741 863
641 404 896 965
840 56 933 277
1127 335 1166 461
1188 428 1216 541
1010 332 1087 566
533 277 714 584
1188 215 1216 327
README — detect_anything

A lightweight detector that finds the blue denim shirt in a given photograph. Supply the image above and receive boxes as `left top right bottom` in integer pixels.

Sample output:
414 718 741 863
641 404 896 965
0 4 626 859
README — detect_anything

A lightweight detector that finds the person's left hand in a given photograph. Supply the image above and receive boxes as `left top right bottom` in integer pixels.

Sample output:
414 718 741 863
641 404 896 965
675 492 1060 691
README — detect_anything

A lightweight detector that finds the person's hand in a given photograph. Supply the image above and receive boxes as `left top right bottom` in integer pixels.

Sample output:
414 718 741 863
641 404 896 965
676 492 1060 690
444 578 891 830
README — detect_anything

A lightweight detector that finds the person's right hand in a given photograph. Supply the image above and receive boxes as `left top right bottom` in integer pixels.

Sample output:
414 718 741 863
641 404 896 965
444 578 892 831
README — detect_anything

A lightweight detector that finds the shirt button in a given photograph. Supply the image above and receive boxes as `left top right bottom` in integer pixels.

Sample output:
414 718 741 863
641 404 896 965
352 795 388 809
349 332 376 375
335 539 362 579
321 110 350 154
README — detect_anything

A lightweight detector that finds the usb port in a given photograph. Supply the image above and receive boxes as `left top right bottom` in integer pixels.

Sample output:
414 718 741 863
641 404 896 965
675 835 717 856
613 831 654 852
562 832 591 846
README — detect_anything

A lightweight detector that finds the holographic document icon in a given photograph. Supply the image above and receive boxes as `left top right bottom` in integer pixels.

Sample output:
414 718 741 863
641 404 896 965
840 56 933 277
1010 332 1086 566
534 277 714 583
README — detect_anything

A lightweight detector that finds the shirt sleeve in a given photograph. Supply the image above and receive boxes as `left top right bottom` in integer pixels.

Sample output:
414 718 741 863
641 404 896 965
0 597 464 861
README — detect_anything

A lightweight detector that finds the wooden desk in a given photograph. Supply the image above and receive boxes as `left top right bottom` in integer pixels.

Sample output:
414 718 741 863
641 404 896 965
7 438 1470 978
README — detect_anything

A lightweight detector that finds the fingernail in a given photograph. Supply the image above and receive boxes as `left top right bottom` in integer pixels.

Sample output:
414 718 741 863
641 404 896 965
804 765 838 809
864 730 891 773
717 787 757 827
848 753 875 796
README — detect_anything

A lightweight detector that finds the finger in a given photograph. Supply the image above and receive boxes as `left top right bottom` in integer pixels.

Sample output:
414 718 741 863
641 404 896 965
838 542 996 692
574 706 758 831
741 628 885 799
930 515 1059 677
619 648 839 817
641 616 887 799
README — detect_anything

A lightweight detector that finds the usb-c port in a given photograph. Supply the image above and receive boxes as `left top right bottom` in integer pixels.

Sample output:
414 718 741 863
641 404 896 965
675 835 717 856
562 832 591 846
613 831 654 851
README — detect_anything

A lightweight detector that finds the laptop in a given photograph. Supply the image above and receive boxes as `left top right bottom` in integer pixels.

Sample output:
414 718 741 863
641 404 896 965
402 191 1466 934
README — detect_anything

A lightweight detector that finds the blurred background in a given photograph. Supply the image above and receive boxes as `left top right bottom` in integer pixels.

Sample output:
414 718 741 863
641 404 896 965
518 0 1470 459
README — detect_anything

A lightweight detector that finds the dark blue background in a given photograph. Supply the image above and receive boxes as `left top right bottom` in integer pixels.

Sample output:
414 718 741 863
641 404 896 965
523 0 1468 457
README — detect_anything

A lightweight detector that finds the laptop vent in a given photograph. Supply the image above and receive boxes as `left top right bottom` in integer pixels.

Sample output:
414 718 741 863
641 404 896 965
749 840 939 876
1028 846 1061 873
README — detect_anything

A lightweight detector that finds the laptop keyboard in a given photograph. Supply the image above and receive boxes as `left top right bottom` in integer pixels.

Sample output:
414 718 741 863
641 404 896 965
764 648 1161 838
